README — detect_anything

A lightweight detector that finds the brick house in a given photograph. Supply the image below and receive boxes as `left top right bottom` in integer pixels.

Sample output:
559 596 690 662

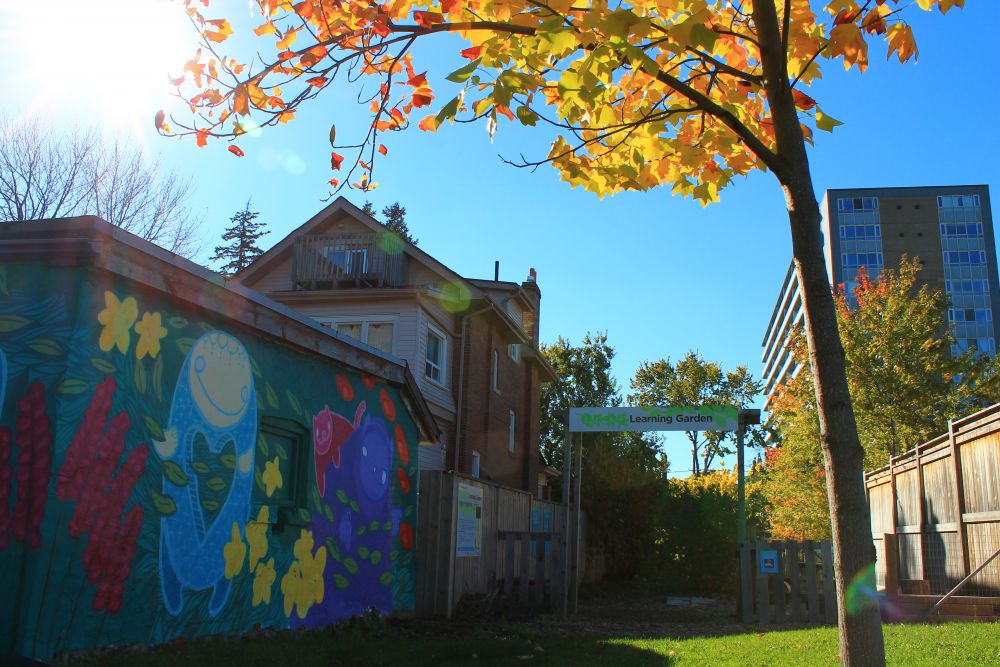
235 198 557 495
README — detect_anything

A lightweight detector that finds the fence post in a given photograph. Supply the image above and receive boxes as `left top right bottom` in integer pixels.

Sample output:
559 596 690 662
774 542 786 622
821 540 836 624
559 419 572 614
883 533 899 598
948 419 971 575
804 540 820 623
570 431 583 614
788 541 801 622
519 532 532 605
740 541 754 623
504 532 515 598
755 540 769 624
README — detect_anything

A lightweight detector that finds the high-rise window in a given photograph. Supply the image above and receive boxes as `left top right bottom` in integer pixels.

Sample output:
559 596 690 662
938 195 995 355
837 197 883 304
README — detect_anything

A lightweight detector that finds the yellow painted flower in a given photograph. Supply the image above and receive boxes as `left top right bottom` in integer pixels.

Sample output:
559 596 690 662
280 561 302 618
263 456 283 497
246 506 270 569
134 311 167 359
223 522 246 580
97 291 138 354
252 557 276 606
280 529 328 618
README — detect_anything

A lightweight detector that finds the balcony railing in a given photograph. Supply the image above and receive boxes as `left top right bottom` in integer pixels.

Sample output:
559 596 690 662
292 233 407 290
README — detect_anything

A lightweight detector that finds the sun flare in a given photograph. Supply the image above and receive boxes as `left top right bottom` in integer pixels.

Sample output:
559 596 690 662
2 0 193 132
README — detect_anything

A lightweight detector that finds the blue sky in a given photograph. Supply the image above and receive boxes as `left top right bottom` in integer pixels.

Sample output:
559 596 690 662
2 2 999 473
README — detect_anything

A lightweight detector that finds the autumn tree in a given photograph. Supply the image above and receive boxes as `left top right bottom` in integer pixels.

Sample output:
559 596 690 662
165 1 969 661
0 115 200 257
362 201 418 245
630 351 761 475
212 201 270 275
765 257 1000 538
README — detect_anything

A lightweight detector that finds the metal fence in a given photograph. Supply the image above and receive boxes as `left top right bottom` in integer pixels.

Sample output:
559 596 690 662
866 404 1000 597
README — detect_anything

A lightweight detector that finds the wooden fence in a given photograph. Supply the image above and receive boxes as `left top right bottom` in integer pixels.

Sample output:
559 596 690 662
739 540 836 624
866 404 1000 598
415 471 574 617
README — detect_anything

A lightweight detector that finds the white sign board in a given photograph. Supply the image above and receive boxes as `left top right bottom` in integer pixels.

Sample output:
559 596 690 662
568 406 739 432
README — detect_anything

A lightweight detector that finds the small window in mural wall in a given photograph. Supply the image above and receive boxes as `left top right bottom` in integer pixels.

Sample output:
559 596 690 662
0 261 421 661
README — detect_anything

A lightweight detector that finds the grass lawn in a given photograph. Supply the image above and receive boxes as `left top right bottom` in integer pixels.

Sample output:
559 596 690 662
70 620 1000 666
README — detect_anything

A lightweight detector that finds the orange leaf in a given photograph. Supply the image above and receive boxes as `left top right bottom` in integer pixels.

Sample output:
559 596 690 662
792 89 816 111
277 51 296 62
276 27 299 51
228 145 245 157
441 0 461 13
233 85 249 116
408 71 428 87
168 74 185 86
329 178 339 187
306 76 328 88
460 46 482 60
496 105 514 121
196 130 209 148
293 1 314 20
331 152 344 170
418 115 438 131
378 144 388 156
886 24 918 63
253 22 277 36
833 9 856 26
411 90 434 108
413 11 443 28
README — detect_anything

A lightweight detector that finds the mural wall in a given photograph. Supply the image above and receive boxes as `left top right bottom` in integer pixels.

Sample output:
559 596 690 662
0 261 420 659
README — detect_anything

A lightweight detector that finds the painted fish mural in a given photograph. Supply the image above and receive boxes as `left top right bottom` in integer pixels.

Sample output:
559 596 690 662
156 331 257 617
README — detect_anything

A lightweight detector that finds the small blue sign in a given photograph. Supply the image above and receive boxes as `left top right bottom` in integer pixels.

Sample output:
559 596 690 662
759 550 779 573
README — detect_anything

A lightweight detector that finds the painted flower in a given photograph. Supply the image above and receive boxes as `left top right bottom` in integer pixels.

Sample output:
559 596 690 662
246 506 270 569
281 529 327 618
252 557 276 606
263 456 283 497
97 291 138 354
133 311 167 359
223 522 246 579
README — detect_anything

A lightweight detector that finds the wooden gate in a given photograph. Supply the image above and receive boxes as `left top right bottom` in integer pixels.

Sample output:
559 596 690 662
739 540 837 624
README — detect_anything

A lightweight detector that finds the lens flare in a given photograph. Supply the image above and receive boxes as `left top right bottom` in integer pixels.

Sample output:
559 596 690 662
844 563 879 615
436 281 472 313
376 231 405 256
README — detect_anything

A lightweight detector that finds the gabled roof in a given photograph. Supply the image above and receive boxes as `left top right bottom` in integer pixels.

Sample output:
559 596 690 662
236 197 534 346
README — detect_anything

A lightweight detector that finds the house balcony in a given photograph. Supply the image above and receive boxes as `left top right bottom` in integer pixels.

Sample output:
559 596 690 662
292 233 408 290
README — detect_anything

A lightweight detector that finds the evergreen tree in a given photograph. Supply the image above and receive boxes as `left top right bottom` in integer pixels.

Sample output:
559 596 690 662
360 200 417 246
211 202 269 276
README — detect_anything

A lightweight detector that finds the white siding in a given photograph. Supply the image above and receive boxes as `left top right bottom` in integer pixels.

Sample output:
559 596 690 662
415 306 457 413
295 300 419 362
249 254 296 292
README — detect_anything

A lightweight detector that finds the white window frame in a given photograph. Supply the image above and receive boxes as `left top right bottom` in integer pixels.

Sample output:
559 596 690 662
508 410 516 454
508 343 521 364
425 324 448 387
492 349 500 393
471 451 481 478
317 316 397 356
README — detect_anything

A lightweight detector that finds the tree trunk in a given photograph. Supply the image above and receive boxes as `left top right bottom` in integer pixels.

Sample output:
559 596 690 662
752 3 885 665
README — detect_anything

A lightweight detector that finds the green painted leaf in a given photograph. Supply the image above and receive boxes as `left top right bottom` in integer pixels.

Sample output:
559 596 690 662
310 485 324 511
265 383 279 409
276 443 288 460
134 358 147 394
0 315 30 333
297 508 311 523
250 356 262 378
336 489 348 505
206 477 228 492
358 546 369 560
334 574 349 589
143 415 164 440
28 338 63 356
202 499 220 512
379 571 394 586
176 338 195 355
446 59 479 83
350 501 359 513
167 316 188 329
357 525 367 536
220 453 236 470
58 378 88 395
323 503 334 522
404 505 414 518
326 536 341 562
152 354 164 402
162 461 189 486
257 432 269 456
192 461 210 474
390 550 398 561
91 357 116 373
255 469 265 491
401 552 414 566
382 521 392 532
152 490 177 516
286 390 303 417
370 551 382 566
369 520 379 532
343 557 358 575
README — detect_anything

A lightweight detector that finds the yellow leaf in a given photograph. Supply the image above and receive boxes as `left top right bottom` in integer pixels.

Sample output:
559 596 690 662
233 85 249 116
815 107 843 133
886 24 918 63
829 24 868 72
